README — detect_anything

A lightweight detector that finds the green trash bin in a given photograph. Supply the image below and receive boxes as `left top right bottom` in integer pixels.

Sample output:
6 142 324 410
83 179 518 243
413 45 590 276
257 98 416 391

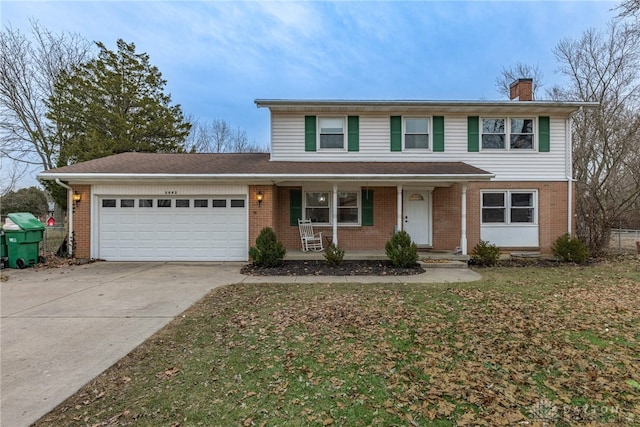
0 230 7 269
4 212 45 269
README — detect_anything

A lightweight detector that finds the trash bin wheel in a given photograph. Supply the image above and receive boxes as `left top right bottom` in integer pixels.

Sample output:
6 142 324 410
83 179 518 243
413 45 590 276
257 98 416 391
16 258 26 269
39 255 46 264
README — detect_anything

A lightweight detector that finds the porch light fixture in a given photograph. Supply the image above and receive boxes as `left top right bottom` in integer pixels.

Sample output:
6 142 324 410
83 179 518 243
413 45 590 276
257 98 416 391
256 191 263 206
72 191 82 204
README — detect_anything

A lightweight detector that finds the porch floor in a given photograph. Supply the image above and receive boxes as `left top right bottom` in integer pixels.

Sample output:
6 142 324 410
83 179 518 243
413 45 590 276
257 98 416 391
285 250 469 268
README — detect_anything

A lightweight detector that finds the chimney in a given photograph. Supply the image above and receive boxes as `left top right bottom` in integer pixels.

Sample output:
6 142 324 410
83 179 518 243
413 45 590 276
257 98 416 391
509 78 533 101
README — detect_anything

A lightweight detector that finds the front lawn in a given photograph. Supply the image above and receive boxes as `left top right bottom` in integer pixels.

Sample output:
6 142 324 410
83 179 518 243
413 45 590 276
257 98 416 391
36 258 640 426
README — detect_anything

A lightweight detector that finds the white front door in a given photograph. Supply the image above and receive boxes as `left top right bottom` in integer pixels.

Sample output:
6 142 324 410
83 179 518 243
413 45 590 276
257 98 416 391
403 190 432 246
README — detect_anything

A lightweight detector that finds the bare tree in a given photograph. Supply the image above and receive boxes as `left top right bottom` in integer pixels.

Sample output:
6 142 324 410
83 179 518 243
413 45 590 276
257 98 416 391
186 118 266 153
552 22 640 255
495 62 545 99
0 21 92 176
616 0 640 19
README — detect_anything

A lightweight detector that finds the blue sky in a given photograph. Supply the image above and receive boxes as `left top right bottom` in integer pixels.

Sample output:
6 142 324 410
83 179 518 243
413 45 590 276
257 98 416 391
2 0 617 158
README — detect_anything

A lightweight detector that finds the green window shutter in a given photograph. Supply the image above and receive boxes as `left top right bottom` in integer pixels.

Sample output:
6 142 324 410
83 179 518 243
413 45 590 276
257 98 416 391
290 189 302 226
538 116 550 152
304 116 316 152
467 116 479 152
390 116 402 152
433 116 445 152
361 189 374 226
348 116 359 152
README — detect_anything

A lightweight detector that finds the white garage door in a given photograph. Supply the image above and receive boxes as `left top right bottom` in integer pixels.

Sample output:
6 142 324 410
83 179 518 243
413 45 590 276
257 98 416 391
98 196 247 261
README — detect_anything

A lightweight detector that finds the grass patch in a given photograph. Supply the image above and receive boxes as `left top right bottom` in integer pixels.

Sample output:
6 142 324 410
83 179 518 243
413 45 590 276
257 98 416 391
35 259 640 426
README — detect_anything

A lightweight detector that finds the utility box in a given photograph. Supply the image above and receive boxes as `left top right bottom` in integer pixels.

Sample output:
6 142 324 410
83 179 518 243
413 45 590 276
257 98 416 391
4 213 45 269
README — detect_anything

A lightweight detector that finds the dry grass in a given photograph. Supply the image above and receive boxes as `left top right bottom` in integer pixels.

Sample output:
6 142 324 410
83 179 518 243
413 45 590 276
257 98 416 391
35 258 640 426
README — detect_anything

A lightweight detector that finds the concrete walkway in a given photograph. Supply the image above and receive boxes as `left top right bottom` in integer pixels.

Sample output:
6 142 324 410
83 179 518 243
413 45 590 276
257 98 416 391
0 262 480 427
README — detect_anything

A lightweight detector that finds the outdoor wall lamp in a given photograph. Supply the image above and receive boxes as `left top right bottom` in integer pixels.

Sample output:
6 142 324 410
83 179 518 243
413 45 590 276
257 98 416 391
72 191 82 204
256 191 263 207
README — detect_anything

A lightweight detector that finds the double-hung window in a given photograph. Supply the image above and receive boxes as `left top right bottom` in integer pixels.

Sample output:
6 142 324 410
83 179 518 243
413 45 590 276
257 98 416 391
481 117 534 150
404 117 430 149
319 117 345 149
305 192 330 223
304 190 359 224
481 191 536 224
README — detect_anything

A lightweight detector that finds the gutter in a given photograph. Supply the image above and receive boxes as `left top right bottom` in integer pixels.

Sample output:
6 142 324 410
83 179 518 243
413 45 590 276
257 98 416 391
39 172 496 182
55 179 73 257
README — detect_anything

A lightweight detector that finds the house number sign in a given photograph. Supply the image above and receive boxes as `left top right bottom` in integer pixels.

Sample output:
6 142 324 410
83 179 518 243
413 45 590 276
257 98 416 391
164 191 177 195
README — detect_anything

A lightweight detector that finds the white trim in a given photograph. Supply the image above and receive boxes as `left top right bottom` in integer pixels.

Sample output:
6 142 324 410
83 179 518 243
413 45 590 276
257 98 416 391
302 187 361 226
461 184 467 255
332 184 338 245
479 116 537 151
403 116 432 151
318 116 347 151
55 179 73 257
40 173 495 182
480 190 538 225
396 184 403 233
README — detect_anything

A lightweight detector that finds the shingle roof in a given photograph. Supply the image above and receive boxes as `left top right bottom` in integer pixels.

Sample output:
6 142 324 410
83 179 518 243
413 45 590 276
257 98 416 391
39 152 493 181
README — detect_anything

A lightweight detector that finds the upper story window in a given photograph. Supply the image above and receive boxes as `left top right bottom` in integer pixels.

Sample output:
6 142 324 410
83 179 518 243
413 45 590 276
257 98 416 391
482 117 534 150
404 117 430 149
319 117 345 149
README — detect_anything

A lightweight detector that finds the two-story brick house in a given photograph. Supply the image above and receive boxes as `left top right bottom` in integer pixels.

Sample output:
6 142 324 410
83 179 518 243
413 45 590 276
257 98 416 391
39 80 596 262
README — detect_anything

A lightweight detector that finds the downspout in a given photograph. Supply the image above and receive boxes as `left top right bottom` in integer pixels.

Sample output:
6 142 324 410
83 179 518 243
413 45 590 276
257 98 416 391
566 110 578 236
55 179 73 257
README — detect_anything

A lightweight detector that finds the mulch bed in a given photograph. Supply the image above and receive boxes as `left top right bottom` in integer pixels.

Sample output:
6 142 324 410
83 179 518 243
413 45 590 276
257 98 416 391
241 260 425 276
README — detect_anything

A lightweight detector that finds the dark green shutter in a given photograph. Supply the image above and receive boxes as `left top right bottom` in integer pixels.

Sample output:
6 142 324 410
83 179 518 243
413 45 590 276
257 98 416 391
348 116 359 152
467 116 479 152
290 189 302 226
433 116 445 152
361 189 374 226
538 116 550 152
304 116 316 152
390 116 402 151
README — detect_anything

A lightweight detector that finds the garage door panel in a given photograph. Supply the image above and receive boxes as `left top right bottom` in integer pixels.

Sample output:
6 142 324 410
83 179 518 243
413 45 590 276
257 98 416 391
98 196 247 261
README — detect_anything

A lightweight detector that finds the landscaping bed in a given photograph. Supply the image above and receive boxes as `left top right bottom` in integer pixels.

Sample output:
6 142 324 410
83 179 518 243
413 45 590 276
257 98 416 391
241 259 424 276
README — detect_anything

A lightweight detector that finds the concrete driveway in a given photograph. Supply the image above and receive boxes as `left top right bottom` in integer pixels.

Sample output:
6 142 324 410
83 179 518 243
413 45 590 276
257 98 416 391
0 262 246 427
1 261 480 427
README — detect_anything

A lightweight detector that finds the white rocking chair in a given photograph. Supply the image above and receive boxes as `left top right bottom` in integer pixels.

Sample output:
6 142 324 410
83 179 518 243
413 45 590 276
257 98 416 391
298 219 324 252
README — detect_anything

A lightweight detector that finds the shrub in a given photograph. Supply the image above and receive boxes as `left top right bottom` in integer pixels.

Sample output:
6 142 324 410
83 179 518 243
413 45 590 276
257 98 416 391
551 233 589 264
470 240 501 267
323 243 345 267
248 227 286 268
385 231 419 268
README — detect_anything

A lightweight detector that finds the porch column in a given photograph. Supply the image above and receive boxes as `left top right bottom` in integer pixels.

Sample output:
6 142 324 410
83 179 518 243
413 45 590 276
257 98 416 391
396 184 403 233
332 184 338 246
460 183 468 255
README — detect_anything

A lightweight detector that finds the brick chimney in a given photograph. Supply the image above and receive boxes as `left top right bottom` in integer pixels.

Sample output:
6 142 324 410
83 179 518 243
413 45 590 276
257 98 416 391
509 78 533 101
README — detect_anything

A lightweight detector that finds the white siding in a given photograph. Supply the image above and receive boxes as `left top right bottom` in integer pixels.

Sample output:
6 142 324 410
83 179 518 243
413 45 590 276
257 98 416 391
270 113 569 181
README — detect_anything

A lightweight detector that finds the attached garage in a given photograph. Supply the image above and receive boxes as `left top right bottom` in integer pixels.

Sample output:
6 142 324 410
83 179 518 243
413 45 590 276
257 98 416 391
92 184 248 261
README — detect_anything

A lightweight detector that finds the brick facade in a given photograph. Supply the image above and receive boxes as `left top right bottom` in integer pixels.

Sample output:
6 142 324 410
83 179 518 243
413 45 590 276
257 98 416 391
70 185 91 259
70 181 572 260
272 181 572 254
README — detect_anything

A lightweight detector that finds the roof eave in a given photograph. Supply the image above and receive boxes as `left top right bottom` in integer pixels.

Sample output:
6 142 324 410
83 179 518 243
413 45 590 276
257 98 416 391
38 172 495 182
255 99 599 114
